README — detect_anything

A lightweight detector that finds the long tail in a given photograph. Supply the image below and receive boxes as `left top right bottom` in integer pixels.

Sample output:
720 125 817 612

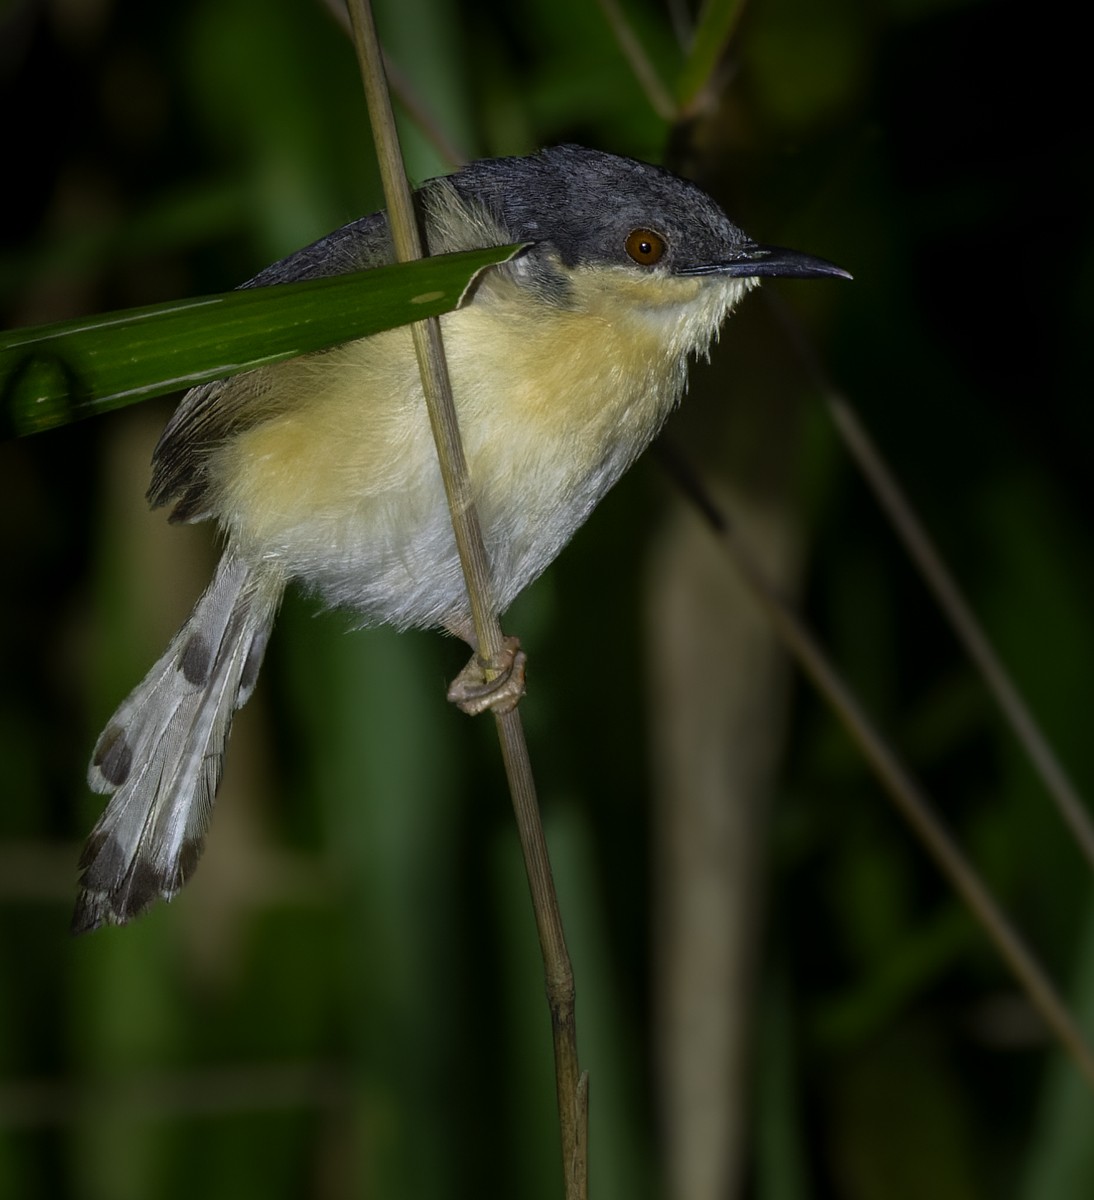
73 554 283 933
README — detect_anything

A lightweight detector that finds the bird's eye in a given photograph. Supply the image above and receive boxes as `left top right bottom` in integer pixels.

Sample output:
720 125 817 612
625 228 666 266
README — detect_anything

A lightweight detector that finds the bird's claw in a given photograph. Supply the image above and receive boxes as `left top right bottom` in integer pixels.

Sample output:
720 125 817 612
447 636 527 715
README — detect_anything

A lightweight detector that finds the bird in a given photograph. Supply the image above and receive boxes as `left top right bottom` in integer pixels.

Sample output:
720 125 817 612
72 144 849 932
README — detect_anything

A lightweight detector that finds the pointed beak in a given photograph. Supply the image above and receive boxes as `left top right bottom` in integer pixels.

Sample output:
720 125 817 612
680 243 852 281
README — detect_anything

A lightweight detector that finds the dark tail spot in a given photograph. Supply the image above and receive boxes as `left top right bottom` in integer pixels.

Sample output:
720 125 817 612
93 725 132 787
239 631 268 698
71 890 109 935
175 838 204 888
180 632 212 685
118 858 169 922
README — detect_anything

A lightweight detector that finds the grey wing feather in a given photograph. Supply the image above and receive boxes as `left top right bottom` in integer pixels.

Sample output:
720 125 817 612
149 209 397 522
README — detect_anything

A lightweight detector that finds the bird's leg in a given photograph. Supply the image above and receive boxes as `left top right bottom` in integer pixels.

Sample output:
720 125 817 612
444 620 527 716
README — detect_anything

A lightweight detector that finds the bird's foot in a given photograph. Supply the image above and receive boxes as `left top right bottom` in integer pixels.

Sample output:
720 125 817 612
447 636 527 716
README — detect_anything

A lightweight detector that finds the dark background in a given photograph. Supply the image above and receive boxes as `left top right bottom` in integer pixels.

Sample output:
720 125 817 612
2 0 1092 1196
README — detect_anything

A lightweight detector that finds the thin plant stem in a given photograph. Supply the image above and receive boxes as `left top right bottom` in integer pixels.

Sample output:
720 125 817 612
344 3 499 663
496 707 589 1196
829 394 1094 870
768 293 1094 874
596 0 678 120
343 2 588 1193
319 0 468 167
657 442 1094 1091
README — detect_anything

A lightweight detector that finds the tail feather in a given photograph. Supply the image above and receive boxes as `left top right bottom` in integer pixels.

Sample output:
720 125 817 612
73 555 281 933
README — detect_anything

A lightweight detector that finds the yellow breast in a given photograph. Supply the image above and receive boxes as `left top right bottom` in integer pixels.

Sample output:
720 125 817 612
201 261 742 623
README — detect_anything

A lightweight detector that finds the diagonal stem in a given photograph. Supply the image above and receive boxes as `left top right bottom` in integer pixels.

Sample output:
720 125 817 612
767 293 1094 875
345 0 499 669
827 393 1094 870
343 3 588 1194
319 0 468 169
596 0 678 120
496 707 589 1196
658 442 1094 1091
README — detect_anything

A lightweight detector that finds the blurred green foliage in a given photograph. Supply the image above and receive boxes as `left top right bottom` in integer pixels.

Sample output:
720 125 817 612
1 0 1092 1197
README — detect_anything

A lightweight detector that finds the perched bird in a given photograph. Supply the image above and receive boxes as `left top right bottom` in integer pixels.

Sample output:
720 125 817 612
73 145 849 932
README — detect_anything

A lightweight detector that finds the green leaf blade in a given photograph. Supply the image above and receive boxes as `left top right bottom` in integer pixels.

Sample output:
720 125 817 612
1 244 521 436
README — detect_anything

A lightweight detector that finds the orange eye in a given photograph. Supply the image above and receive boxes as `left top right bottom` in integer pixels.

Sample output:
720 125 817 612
625 228 666 266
